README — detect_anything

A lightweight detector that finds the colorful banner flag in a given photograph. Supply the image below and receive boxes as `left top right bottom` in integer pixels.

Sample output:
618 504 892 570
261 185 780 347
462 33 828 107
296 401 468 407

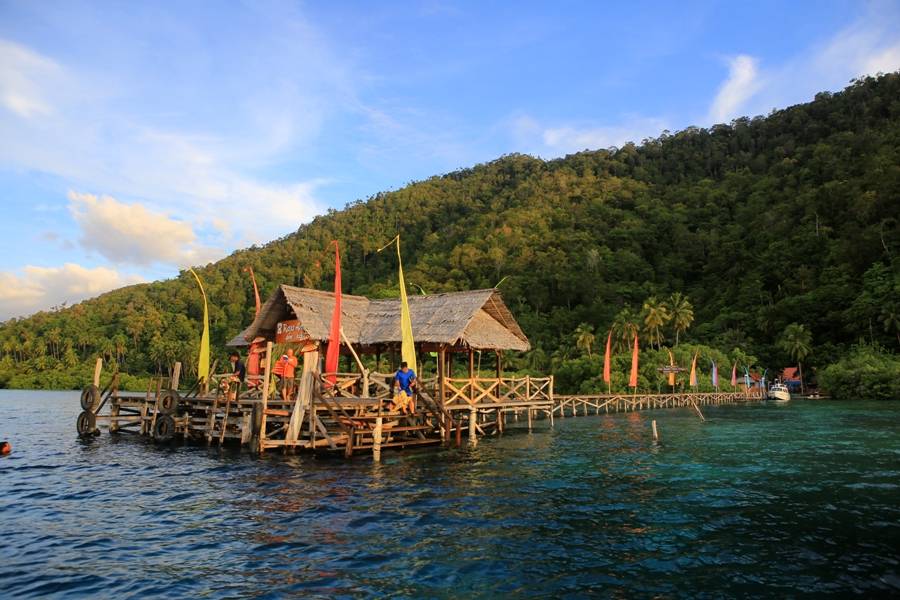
243 266 261 318
324 241 342 386
744 367 751 390
603 330 612 384
731 362 737 387
710 359 718 388
689 352 698 387
188 268 210 383
628 334 639 389
666 348 676 386
378 235 417 373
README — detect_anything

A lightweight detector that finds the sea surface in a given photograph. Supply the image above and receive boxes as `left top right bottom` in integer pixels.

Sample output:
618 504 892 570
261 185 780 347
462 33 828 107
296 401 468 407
1 391 898 598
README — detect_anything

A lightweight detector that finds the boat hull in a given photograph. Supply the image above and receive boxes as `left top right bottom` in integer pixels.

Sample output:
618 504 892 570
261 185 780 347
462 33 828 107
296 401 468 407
768 389 791 403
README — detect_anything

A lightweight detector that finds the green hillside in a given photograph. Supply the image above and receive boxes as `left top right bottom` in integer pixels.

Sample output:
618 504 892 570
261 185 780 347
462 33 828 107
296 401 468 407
2 73 899 394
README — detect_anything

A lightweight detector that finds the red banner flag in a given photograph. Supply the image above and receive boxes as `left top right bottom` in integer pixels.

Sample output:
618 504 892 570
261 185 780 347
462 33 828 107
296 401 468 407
324 241 342 386
602 330 612 384
731 362 737 387
628 334 639 388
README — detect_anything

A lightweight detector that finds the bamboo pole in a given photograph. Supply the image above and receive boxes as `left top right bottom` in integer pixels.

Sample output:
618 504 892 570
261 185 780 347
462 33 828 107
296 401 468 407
171 362 181 390
257 341 273 453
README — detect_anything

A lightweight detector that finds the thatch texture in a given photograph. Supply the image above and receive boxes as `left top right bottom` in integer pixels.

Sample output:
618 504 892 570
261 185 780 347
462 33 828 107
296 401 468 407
230 285 529 352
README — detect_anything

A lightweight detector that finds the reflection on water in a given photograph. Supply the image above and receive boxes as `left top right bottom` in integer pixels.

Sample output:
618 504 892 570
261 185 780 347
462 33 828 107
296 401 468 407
1 390 899 597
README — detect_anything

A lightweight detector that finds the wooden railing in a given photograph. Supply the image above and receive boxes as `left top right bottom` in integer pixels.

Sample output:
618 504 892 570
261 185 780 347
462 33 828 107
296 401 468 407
442 375 553 409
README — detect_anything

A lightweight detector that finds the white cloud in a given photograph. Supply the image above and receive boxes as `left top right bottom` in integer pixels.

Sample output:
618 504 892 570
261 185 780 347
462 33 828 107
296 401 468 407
0 39 60 119
508 113 669 157
67 192 222 267
0 263 145 321
708 55 761 124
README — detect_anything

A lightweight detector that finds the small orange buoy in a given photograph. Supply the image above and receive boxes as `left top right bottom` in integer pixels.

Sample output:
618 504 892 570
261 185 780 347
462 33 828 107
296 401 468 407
0 441 11 455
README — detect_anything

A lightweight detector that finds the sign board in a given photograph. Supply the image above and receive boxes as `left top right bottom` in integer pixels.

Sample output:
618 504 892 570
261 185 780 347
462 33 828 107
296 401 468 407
275 320 312 344
657 366 687 373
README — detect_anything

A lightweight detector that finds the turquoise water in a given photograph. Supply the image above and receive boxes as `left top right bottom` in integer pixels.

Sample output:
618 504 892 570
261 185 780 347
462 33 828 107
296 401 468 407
1 391 898 597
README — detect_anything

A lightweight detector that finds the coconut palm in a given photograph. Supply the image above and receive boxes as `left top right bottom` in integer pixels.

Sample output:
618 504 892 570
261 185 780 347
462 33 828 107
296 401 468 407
778 323 812 394
574 323 596 359
668 292 694 346
612 308 640 352
642 296 671 350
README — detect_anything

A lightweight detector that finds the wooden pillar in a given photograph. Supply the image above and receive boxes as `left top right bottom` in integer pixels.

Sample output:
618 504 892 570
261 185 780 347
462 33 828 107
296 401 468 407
93 358 103 387
171 362 181 390
527 407 533 431
469 405 477 445
373 416 383 462
256 341 273 453
468 349 474 379
437 345 447 442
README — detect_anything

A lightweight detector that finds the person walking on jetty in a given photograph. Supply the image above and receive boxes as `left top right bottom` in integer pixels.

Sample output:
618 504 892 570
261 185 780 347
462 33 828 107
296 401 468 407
225 351 246 401
273 348 298 401
392 361 417 415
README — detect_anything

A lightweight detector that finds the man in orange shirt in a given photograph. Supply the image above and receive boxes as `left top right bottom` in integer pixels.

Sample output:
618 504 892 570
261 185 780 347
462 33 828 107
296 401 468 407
275 347 299 401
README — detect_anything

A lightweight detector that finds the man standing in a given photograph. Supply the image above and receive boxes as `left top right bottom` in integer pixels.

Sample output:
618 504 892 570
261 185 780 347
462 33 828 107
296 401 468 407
392 361 417 415
226 351 246 401
275 348 298 401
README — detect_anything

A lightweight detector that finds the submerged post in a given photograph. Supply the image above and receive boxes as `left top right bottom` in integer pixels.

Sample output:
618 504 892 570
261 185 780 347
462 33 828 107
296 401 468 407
373 416 383 462
652 419 659 442
469 405 477 445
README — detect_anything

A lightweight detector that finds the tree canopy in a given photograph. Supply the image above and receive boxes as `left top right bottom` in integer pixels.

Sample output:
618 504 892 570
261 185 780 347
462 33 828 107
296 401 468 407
1 73 899 394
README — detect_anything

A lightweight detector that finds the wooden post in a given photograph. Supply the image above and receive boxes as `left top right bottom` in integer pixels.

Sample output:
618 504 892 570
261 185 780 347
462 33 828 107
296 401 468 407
549 376 554 427
437 346 447 441
373 416 383 462
652 419 659 442
469 405 477 445
257 341 273 453
93 358 103 387
171 362 182 390
527 407 533 432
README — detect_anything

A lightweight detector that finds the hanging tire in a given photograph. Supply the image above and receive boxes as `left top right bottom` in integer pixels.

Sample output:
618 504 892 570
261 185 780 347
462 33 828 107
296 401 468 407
158 389 181 415
76 411 97 437
80 385 101 411
153 414 176 442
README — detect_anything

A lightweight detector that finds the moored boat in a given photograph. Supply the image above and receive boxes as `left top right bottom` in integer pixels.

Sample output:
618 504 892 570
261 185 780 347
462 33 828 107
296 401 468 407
767 382 791 403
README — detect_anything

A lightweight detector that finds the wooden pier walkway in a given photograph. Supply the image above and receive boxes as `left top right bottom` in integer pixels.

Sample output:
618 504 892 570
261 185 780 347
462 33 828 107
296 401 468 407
552 391 762 418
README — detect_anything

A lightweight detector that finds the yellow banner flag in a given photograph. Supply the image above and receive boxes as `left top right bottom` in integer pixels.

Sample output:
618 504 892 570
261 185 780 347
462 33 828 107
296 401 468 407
378 235 417 373
188 268 210 383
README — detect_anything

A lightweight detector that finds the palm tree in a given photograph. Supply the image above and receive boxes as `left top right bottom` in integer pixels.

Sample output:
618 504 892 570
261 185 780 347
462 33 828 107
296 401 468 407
574 323 596 359
778 323 812 394
668 292 694 346
642 296 671 350
612 308 639 352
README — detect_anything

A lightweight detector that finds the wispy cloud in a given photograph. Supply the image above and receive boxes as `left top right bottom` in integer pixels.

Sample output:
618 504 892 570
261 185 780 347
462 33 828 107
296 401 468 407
0 263 145 321
508 113 669 156
708 55 761 124
0 39 60 119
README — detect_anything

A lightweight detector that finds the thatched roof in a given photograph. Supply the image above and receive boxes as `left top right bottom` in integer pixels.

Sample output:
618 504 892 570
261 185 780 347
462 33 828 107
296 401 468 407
229 285 529 352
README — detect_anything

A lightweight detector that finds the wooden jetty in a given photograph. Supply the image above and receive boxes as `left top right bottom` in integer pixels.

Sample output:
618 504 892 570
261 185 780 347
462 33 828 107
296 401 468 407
552 390 762 418
76 286 555 459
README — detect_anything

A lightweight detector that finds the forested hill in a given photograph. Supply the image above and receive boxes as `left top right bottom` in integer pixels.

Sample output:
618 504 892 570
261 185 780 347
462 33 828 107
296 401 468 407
2 73 899 392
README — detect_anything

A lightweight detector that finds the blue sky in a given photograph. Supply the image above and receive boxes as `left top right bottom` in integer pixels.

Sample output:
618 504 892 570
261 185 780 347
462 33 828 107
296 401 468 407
1 0 899 319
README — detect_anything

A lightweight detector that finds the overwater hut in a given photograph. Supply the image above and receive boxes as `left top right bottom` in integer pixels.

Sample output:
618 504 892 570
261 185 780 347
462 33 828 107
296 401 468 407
228 285 543 412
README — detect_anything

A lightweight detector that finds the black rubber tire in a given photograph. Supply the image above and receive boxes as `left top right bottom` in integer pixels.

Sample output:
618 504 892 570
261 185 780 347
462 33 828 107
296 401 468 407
76 411 97 436
80 385 101 411
158 389 181 415
153 414 176 442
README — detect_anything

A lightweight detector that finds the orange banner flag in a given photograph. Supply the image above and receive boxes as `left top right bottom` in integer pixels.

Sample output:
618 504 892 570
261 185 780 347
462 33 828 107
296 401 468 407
666 349 676 386
603 330 612 384
689 351 699 387
628 334 639 388
324 241 342 386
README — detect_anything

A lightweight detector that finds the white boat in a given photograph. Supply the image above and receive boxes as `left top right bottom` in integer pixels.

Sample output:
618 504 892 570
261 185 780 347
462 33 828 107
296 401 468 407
767 382 791 403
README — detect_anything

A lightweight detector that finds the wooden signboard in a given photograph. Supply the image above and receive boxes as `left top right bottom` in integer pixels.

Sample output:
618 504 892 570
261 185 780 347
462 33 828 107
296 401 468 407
275 320 311 344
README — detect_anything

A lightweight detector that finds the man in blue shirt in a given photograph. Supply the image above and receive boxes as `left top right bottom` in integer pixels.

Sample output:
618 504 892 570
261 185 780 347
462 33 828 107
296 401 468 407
392 361 417 415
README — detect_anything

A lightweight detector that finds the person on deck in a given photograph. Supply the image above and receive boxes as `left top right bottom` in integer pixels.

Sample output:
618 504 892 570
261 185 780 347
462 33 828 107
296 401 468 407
245 337 266 390
392 361 417 415
275 348 298 401
226 351 246 401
